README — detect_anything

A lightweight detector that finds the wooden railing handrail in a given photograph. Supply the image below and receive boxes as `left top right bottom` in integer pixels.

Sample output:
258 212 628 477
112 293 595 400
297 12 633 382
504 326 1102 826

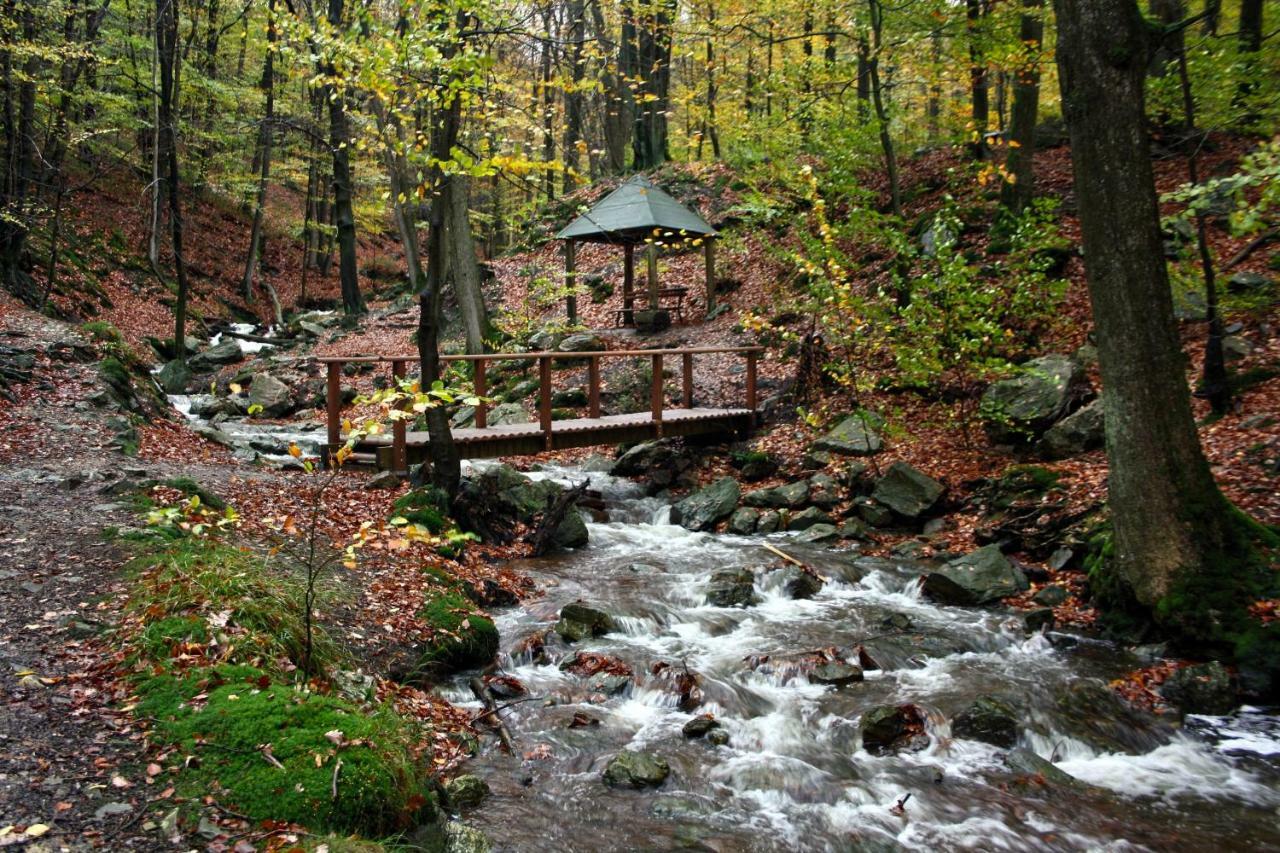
323 345 763 469
316 345 764 364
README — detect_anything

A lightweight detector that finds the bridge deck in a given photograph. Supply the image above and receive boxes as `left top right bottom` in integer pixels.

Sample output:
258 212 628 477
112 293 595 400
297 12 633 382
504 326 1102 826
349 406 755 465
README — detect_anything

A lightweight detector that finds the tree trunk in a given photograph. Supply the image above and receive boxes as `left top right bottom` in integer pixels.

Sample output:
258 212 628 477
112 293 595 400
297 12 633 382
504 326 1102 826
0 0 38 304
1147 0 1184 77
1000 0 1043 213
540 3 556 201
967 0 990 158
630 0 675 169
1053 0 1275 673
866 0 901 217
157 0 191 361
326 0 362 315
704 0 720 159
443 175 490 354
563 0 585 192
243 0 276 305
588 0 629 174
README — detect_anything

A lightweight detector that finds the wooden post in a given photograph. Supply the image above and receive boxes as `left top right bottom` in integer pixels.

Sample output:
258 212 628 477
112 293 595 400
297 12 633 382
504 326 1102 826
538 355 553 449
391 359 407 474
623 244 635 323
650 352 664 436
681 351 694 408
588 355 601 418
704 238 716 314
564 240 578 325
646 243 659 308
325 361 341 453
745 350 758 412
474 359 487 429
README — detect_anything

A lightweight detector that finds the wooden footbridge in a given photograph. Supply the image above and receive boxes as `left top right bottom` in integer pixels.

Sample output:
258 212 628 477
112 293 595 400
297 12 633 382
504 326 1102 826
319 346 763 470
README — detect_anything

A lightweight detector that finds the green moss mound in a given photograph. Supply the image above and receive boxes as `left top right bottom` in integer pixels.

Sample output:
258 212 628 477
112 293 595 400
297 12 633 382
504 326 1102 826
391 487 450 534
416 592 499 676
138 615 209 660
137 665 437 836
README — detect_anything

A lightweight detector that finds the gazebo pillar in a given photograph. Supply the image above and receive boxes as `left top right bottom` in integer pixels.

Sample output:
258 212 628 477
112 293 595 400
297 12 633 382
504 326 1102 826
623 243 635 324
564 239 577 324
704 237 716 314
646 243 660 308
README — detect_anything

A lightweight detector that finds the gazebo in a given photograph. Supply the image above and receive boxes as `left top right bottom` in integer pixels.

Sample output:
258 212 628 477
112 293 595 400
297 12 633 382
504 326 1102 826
556 175 718 328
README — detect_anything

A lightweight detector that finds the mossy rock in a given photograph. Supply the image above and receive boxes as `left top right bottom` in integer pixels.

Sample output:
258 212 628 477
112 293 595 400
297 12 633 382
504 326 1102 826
136 665 438 836
391 487 449 534
415 592 499 676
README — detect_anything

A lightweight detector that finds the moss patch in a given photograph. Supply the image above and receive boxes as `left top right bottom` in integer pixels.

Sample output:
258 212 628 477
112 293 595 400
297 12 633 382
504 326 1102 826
391 487 449 534
137 665 437 836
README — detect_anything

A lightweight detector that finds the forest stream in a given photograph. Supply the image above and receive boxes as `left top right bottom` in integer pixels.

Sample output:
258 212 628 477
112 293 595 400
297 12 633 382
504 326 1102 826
438 465 1280 853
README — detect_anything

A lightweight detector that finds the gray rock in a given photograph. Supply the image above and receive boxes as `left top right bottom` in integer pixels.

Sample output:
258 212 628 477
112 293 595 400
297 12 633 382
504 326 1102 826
953 696 1018 748
682 715 722 739
557 333 607 352
193 425 235 447
673 477 741 532
603 751 670 789
1024 607 1056 633
155 359 193 394
860 704 929 755
365 470 402 490
796 523 839 544
95 802 134 820
1228 271 1273 293
1159 661 1236 716
1033 585 1069 606
807 473 841 509
705 569 757 607
856 500 895 527
744 480 809 509
528 329 563 351
1039 398 1105 459
633 309 671 334
809 662 863 687
1005 748 1085 788
728 507 760 535
812 412 884 457
555 602 617 642
487 402 528 426
706 729 731 746
551 387 589 407
922 545 1029 606
1222 335 1252 362
588 673 632 696
552 510 589 549
774 565 825 599
836 518 872 540
787 506 833 531
189 338 243 370
756 510 783 534
445 774 490 809
980 354 1088 443
444 822 492 853
870 462 946 519
249 373 294 417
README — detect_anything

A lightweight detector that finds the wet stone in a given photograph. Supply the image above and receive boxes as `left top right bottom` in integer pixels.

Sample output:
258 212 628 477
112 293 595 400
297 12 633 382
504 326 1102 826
755 510 783 534
809 662 864 687
706 729 731 747
952 696 1018 748
1033 584 1069 606
1023 608 1056 633
603 751 670 789
446 774 490 810
1159 661 1236 716
682 715 722 739
705 569 757 608
555 602 617 642
728 507 760 535
860 703 929 755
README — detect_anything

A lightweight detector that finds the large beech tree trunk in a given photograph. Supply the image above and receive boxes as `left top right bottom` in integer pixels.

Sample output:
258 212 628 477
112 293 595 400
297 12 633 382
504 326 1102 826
1053 0 1275 676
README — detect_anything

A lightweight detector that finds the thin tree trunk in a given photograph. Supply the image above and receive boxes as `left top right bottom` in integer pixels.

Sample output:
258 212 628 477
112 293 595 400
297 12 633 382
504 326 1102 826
866 0 901 217
967 0 990 158
540 3 555 200
589 0 629 173
243 0 277 304
1000 0 1043 213
443 176 489 354
326 0 362 315
563 0 584 192
157 0 191 361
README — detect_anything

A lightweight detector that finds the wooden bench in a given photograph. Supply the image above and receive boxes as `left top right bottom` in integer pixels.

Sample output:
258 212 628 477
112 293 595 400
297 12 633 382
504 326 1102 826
612 286 691 327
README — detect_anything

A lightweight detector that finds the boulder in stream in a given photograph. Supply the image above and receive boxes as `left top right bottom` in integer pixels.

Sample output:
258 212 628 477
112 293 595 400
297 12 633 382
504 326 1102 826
1159 661 1236 716
555 602 617 642
672 477 741 531
705 569 757 608
728 507 760 535
156 359 193 394
922 545 1029 606
771 564 824 599
1004 748 1086 789
188 338 244 370
682 715 722 739
445 775 490 810
809 662 863 687
602 751 670 789
248 373 294 418
860 703 929 755
787 506 834 531
952 696 1018 748
744 480 810 509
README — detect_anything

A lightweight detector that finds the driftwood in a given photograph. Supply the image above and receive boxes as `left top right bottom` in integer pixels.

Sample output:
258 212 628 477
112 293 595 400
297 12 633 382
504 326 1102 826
529 479 589 557
220 327 289 345
469 676 515 753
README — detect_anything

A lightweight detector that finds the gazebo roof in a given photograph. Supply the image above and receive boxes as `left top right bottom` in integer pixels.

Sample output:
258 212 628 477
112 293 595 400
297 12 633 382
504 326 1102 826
556 176 717 244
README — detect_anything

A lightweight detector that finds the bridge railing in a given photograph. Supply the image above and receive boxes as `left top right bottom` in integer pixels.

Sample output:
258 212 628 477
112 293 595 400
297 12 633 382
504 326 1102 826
316 346 763 468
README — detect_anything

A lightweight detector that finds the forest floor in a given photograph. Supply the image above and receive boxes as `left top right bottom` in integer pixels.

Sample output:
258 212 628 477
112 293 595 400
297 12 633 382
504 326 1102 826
0 137 1276 848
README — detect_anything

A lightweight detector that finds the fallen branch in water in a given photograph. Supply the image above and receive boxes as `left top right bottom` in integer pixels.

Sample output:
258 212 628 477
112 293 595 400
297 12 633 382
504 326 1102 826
469 695 541 725
890 792 912 817
762 542 804 566
469 676 515 753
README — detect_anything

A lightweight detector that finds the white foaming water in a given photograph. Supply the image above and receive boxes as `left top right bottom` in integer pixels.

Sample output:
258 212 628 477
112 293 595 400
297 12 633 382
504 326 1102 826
1057 737 1280 803
209 322 275 354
